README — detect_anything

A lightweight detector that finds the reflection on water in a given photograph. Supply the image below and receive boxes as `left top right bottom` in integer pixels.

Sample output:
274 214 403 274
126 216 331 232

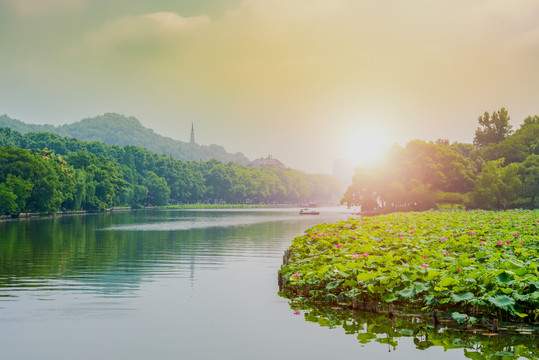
286 298 539 359
0 209 325 299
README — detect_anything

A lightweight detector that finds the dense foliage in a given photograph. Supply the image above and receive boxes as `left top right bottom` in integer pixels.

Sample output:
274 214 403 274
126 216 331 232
0 113 249 164
0 127 341 215
342 109 539 211
280 210 539 323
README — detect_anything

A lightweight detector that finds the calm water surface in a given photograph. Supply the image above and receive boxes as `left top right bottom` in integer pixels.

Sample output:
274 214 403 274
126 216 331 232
0 208 535 359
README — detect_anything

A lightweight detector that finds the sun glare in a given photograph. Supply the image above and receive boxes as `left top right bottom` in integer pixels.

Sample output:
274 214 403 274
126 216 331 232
345 124 391 166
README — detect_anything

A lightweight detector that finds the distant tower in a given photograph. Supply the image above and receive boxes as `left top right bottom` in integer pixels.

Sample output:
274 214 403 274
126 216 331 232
190 123 195 144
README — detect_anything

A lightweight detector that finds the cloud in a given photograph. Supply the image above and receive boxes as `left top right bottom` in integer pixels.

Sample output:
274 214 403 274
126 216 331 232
21 0 539 172
85 12 210 52
6 0 86 17
66 0 539 130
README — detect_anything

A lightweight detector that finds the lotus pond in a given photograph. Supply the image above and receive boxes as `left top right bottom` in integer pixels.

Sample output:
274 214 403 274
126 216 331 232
280 210 539 325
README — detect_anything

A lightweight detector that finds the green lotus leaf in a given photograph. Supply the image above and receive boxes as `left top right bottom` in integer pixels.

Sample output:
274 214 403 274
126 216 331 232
399 329 414 337
505 259 525 269
496 271 515 284
438 277 457 287
493 351 515 357
382 293 398 303
323 293 338 303
414 282 429 293
512 293 529 301
463 350 484 360
325 280 342 290
342 279 358 288
317 266 330 277
451 312 469 324
487 295 516 310
356 332 377 344
451 292 475 303
357 272 377 281
398 286 415 299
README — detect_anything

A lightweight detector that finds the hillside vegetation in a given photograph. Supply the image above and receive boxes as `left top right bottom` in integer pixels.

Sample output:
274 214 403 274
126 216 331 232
0 113 249 164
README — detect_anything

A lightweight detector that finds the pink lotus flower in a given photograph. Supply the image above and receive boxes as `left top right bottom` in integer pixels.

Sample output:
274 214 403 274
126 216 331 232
293 273 301 278
496 241 503 246
336 234 341 238
513 232 518 236
479 242 484 246
352 235 357 239
422 254 427 258
506 240 510 244
362 253 369 257
520 240 523 244
409 230 415 234
458 268 461 273
352 254 360 259
421 263 429 268
336 244 342 248
311 236 317 240
445 252 450 256
294 311 301 315
440 237 447 241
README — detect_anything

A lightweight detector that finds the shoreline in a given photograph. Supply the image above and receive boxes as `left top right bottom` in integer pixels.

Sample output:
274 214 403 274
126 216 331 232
0 203 339 222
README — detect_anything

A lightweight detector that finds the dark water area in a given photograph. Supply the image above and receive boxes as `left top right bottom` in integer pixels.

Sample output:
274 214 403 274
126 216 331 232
0 208 536 359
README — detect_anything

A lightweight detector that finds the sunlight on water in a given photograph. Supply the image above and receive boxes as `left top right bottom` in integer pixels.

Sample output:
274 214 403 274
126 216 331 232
104 214 300 231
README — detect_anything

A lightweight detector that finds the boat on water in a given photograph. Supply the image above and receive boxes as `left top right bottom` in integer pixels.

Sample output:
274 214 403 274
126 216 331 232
299 208 320 215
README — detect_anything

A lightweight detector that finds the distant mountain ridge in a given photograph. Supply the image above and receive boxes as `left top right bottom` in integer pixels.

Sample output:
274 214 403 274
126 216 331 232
0 113 250 164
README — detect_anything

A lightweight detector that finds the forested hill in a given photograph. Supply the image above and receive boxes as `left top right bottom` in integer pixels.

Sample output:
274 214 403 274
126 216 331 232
0 113 249 165
0 126 341 215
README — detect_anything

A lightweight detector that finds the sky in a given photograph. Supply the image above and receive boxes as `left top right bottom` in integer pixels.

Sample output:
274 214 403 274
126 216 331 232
1 0 539 174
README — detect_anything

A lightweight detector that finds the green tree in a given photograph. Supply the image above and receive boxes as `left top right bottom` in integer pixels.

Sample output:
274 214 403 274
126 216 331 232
0 183 17 215
144 171 170 206
206 164 232 202
5 174 33 214
473 107 513 147
519 154 539 207
469 159 521 209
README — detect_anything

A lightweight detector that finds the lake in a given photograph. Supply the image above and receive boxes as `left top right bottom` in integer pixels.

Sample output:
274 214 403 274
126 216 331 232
0 208 536 359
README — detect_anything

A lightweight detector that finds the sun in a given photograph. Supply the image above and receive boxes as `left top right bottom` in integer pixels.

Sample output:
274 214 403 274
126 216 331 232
345 124 392 165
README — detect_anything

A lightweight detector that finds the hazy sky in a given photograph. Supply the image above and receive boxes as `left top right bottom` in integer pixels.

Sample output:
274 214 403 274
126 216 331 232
1 0 539 174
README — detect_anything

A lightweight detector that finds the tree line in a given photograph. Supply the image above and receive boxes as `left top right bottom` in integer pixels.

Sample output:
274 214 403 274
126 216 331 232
341 108 539 211
0 127 341 215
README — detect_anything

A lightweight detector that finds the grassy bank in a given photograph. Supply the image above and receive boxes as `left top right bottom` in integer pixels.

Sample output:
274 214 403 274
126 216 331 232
279 210 539 324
